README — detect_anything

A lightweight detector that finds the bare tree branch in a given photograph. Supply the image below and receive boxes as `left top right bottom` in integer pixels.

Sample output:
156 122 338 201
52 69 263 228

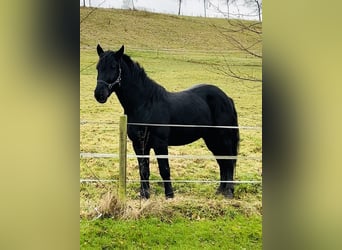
227 34 262 58
206 0 262 83
212 21 262 59
80 0 106 24
209 56 261 83
225 19 262 35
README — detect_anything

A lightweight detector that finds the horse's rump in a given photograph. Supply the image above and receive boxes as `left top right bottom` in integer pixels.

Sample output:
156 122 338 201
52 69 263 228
188 84 240 158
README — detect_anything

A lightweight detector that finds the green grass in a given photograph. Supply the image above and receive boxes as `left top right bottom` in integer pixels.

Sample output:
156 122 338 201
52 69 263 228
80 7 262 249
81 216 261 249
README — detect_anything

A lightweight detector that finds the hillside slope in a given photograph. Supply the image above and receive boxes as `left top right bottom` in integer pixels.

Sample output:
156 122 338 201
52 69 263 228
80 7 261 52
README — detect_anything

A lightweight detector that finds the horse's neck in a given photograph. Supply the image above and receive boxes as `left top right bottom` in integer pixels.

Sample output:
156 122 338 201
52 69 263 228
115 67 159 115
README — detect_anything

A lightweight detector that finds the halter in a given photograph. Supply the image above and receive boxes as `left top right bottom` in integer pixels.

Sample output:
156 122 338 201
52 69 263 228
97 66 122 90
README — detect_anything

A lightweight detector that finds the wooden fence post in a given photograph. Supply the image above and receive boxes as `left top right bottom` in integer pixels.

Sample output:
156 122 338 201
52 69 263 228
119 115 127 202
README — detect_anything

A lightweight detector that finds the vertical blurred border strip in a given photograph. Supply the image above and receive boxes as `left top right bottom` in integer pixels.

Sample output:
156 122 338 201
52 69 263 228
264 0 342 249
0 0 79 250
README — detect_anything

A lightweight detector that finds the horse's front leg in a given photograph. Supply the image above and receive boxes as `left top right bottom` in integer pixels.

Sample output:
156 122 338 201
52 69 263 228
154 146 174 199
133 141 151 199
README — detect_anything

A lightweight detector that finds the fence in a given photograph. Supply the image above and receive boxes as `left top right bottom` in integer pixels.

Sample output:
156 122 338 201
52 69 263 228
80 115 262 202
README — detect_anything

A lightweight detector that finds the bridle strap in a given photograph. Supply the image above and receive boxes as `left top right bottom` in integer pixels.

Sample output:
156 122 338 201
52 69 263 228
97 66 122 90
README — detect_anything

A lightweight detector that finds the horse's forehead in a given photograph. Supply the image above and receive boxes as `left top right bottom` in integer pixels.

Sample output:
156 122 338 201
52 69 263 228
99 52 118 66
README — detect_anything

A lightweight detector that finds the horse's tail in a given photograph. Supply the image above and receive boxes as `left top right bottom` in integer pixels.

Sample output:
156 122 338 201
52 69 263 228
206 88 240 165
190 84 240 164
230 98 240 167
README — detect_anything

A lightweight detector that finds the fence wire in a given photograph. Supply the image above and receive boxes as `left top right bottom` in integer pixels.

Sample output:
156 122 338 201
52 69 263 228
80 179 261 184
80 120 262 185
80 120 262 130
80 152 261 161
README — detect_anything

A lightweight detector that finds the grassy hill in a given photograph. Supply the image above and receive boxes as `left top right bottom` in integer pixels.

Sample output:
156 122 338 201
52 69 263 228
81 7 261 52
80 7 262 249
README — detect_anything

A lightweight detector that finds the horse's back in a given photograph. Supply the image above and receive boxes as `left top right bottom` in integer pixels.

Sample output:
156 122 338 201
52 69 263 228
167 84 237 126
165 84 238 145
187 84 232 102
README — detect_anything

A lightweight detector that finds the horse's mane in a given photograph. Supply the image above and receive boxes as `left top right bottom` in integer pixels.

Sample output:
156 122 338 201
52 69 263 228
121 54 148 80
121 53 168 98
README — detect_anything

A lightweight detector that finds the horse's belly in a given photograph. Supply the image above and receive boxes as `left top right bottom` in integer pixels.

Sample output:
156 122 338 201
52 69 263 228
168 128 204 146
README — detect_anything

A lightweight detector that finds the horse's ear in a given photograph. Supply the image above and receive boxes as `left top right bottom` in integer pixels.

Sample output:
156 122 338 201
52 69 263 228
97 44 104 57
115 45 124 59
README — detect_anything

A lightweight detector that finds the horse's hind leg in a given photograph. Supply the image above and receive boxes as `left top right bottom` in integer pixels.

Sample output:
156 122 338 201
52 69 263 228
204 135 236 198
216 159 235 198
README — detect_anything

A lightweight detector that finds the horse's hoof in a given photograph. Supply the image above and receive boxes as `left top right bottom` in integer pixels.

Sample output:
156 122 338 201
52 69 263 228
140 189 150 199
165 192 174 199
225 192 234 199
216 188 234 199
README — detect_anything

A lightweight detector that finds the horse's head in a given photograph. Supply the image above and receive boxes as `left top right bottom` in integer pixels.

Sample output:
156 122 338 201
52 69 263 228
94 44 124 103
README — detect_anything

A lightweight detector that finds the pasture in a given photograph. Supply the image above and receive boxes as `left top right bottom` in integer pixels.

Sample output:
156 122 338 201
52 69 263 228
80 7 262 249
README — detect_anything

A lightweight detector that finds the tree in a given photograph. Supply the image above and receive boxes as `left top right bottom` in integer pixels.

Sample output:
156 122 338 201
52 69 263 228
204 0 207 18
243 0 262 21
178 0 182 15
254 0 262 22
225 0 238 19
131 0 136 11
226 0 230 18
210 0 262 82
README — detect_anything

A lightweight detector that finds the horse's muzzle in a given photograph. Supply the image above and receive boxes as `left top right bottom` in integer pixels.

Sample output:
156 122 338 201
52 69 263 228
94 87 109 103
94 91 108 103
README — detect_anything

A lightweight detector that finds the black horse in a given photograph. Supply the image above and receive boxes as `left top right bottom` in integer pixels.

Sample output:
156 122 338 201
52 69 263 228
94 44 239 199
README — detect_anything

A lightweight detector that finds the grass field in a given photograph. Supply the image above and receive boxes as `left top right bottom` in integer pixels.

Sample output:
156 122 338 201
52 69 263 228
80 7 262 249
